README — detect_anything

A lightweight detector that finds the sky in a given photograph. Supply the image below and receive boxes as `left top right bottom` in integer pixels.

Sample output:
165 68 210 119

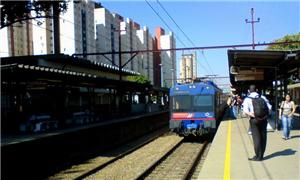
100 0 299 86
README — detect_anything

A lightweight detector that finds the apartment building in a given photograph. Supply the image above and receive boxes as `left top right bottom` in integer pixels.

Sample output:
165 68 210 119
0 1 175 88
94 7 120 65
136 26 154 84
33 1 97 59
153 27 176 88
0 21 33 57
60 0 96 61
179 52 197 83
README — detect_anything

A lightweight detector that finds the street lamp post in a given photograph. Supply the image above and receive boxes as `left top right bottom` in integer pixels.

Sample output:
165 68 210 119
159 63 163 87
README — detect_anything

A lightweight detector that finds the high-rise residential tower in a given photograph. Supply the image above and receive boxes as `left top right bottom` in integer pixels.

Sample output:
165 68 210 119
180 52 197 83
136 26 154 84
153 27 176 88
0 21 33 57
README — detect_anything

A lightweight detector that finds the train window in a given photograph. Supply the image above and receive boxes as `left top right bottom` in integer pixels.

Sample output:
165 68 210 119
193 95 213 106
193 95 214 112
172 95 191 112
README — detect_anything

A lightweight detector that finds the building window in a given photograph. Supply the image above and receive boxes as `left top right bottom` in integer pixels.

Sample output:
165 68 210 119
50 23 52 26
40 36 42 40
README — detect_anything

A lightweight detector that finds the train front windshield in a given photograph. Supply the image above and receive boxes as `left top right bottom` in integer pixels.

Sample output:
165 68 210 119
172 95 213 112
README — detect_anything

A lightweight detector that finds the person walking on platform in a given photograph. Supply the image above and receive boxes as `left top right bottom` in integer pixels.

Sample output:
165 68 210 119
279 94 296 140
242 85 272 161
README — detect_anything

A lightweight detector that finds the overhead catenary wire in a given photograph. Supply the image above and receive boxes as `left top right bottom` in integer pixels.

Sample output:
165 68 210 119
156 0 194 48
155 0 214 75
35 15 134 51
200 50 215 75
144 0 187 48
32 18 137 56
145 0 210 80
145 0 211 76
72 41 300 56
30 21 97 50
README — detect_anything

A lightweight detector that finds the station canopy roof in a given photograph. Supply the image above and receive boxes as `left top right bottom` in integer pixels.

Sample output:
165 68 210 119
1 54 139 76
0 54 158 92
228 49 300 92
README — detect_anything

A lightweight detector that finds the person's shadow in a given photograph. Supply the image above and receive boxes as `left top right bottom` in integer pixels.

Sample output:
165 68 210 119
291 135 300 139
263 149 297 160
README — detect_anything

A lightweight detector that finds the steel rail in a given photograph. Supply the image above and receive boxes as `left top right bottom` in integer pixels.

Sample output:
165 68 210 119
74 128 168 180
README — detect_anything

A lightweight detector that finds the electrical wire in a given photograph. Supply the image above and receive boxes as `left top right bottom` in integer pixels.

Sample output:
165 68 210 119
156 0 214 75
156 0 214 74
145 0 187 48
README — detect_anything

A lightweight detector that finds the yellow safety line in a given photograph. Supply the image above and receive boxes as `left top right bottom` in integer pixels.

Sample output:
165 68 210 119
223 120 232 180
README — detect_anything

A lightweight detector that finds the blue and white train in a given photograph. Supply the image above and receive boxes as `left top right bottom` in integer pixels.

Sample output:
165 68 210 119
169 81 224 136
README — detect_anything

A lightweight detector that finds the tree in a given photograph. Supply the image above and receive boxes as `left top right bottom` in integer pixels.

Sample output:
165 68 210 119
128 75 151 85
0 0 68 29
266 33 300 50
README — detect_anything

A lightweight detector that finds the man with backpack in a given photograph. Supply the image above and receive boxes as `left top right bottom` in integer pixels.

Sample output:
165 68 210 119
242 85 272 161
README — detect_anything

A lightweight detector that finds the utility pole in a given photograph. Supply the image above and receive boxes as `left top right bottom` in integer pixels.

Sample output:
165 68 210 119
245 8 260 50
112 26 124 81
53 2 61 54
113 24 126 114
118 29 122 81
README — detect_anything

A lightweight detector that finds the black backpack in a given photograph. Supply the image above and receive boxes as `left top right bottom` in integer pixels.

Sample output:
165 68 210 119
249 95 269 121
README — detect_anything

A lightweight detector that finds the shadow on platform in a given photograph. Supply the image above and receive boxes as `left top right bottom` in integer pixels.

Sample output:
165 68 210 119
263 148 297 160
291 135 300 139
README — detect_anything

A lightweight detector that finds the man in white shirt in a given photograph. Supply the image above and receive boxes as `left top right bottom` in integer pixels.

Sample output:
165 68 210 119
242 85 272 161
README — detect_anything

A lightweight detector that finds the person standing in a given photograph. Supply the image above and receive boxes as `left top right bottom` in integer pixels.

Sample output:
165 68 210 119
242 85 272 161
245 90 253 135
279 94 296 140
236 95 243 116
226 94 233 119
231 94 238 119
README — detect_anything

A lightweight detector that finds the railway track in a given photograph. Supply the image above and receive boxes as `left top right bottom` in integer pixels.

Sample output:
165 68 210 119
137 139 209 180
49 130 211 180
48 127 170 180
85 133 183 179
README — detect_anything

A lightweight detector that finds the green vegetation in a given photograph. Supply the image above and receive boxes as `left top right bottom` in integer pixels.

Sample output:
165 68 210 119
1 1 68 29
266 33 300 50
127 75 151 84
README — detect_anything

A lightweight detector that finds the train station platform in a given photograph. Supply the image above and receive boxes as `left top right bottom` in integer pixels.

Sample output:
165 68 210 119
1 111 167 147
198 117 300 180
